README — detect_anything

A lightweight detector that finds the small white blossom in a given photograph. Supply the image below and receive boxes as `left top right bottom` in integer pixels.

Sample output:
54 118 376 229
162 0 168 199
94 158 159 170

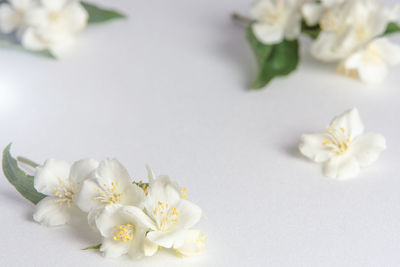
299 108 386 180
76 159 145 227
176 230 206 257
21 0 88 56
33 158 98 226
342 38 400 84
250 0 302 44
301 0 344 26
0 0 36 34
95 204 149 258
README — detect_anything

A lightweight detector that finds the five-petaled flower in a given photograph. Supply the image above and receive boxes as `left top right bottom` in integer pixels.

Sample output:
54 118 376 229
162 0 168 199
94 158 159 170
299 108 386 179
33 158 99 226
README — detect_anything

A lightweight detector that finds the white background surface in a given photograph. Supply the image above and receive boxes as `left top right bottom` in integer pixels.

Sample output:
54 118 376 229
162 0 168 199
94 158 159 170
1 0 400 266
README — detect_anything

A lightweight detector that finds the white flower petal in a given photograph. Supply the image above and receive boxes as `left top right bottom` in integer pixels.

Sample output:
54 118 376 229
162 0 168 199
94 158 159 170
75 178 101 212
121 183 146 207
33 197 71 226
40 0 67 12
251 23 284 45
143 238 158 256
69 158 98 185
146 165 156 183
373 38 400 66
21 28 46 51
330 108 364 139
146 229 187 249
284 12 301 40
95 159 132 189
34 159 70 195
0 4 17 34
100 237 131 258
299 133 333 163
122 206 157 230
344 51 363 69
352 133 386 167
358 62 387 84
62 2 88 32
174 199 202 230
323 155 360 179
302 3 325 26
176 230 206 257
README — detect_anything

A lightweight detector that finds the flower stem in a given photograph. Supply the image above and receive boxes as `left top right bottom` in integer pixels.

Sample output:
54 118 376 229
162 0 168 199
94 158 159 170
231 13 254 26
17 156 39 168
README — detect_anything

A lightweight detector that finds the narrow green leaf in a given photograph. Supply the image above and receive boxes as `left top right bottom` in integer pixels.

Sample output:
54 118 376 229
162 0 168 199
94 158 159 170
246 27 299 89
0 38 55 59
82 2 126 24
384 22 400 35
2 144 46 204
301 21 321 39
82 244 101 250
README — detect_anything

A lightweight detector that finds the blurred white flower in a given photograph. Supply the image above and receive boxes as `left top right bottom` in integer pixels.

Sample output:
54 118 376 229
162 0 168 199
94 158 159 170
250 0 301 44
0 0 36 34
342 38 400 84
176 230 206 256
311 0 390 62
299 108 386 180
33 158 98 226
21 0 88 56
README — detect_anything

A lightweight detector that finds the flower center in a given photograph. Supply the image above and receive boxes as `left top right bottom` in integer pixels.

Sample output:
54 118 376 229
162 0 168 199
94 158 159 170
113 223 135 242
152 201 179 232
363 44 383 64
93 182 123 205
52 178 78 208
322 124 351 155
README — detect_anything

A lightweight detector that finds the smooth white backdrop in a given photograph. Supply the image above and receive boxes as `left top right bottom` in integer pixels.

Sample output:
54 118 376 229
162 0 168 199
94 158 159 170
0 0 400 266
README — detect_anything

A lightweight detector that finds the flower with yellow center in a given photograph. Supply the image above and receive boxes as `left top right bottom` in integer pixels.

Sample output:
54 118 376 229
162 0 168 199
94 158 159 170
342 38 400 84
33 158 99 226
95 204 149 258
119 171 203 253
299 108 386 179
76 159 145 227
250 0 302 44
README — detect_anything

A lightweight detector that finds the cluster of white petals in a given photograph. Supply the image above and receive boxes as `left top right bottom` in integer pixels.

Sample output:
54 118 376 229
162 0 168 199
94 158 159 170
250 0 302 44
306 0 400 83
299 108 386 180
0 0 88 56
33 159 205 259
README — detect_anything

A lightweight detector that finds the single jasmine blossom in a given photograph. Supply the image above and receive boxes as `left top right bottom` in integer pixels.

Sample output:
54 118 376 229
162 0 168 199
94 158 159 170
76 159 145 226
299 108 386 179
341 38 400 84
33 158 99 226
0 0 36 34
250 0 302 44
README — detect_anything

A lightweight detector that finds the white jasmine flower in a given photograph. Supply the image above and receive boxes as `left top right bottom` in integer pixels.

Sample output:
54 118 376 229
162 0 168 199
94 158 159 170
301 0 344 26
176 230 206 257
76 159 146 226
95 204 149 258
311 0 389 62
250 0 302 44
118 171 202 251
342 38 400 84
0 0 36 34
21 0 88 55
33 158 99 226
299 108 386 180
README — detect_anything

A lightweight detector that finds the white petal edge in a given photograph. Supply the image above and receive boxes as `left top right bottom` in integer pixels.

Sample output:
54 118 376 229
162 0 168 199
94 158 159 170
352 133 386 168
299 133 333 163
34 159 70 195
176 230 206 257
33 197 71 226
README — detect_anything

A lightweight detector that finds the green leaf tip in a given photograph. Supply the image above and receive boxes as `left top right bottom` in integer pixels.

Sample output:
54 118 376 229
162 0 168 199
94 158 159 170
246 27 299 89
2 144 46 205
384 22 400 35
82 244 102 250
82 2 126 24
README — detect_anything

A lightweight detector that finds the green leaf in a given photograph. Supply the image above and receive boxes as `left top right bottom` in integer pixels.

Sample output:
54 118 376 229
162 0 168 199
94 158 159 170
82 2 126 24
246 27 300 89
0 38 55 59
2 144 46 204
384 22 400 35
82 244 101 250
301 21 321 39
